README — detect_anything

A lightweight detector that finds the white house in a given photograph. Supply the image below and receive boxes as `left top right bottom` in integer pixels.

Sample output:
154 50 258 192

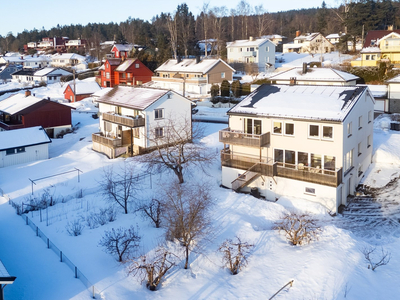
226 37 276 72
0 126 51 168
325 33 345 46
220 84 374 214
92 86 193 158
11 67 72 85
51 53 86 68
268 64 359 86
151 58 235 96
23 55 51 69
387 74 400 112
283 32 334 54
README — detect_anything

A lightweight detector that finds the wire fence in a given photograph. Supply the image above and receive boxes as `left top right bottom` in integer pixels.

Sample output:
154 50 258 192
9 202 101 299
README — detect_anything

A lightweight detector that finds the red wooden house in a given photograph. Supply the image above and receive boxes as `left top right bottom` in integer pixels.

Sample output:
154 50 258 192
100 58 121 87
0 91 74 138
63 80 101 102
114 59 153 86
111 44 134 59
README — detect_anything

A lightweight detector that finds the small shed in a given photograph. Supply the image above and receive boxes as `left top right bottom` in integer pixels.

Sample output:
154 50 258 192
0 126 51 168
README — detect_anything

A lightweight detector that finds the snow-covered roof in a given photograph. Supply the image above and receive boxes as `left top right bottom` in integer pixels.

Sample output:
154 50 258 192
226 38 272 48
24 56 51 63
262 34 286 39
112 44 134 52
92 87 112 98
66 81 101 95
386 74 400 84
156 58 235 74
51 53 86 61
34 67 72 77
0 93 43 115
0 126 51 151
115 59 138 72
360 47 381 53
325 33 345 39
268 67 359 83
96 86 170 110
294 33 320 41
228 85 368 122
365 84 387 98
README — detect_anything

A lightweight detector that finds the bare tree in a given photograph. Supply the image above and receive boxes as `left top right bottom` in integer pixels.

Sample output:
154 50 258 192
254 5 272 37
127 246 178 291
162 182 213 269
99 162 141 214
237 1 252 39
218 236 254 275
361 246 391 271
274 212 322 246
210 6 228 57
167 13 178 59
99 226 141 262
202 2 210 57
138 198 164 228
140 115 214 184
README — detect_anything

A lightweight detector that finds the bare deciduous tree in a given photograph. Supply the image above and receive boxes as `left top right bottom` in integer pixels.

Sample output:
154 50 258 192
162 182 213 269
167 13 178 59
99 226 141 262
274 212 322 246
361 246 391 271
138 198 163 228
127 246 178 291
218 236 254 275
99 163 141 214
140 116 214 184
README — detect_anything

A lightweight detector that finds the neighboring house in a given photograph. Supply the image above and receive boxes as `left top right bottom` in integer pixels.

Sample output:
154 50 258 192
111 44 134 59
25 37 68 52
226 37 276 72
0 64 21 83
51 53 86 67
92 86 192 158
261 34 287 52
23 55 51 69
114 58 153 86
219 84 374 213
98 58 121 87
283 32 334 54
11 67 72 85
325 33 345 46
386 74 400 112
63 80 101 102
151 58 235 95
91 87 113 103
0 126 51 168
0 90 74 138
0 56 24 66
351 29 400 67
268 64 360 86
65 39 87 51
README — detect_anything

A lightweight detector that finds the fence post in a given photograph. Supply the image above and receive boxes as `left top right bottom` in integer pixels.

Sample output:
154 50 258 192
40 209 42 222
47 238 50 249
36 227 38 236
92 286 95 299
75 267 78 278
60 251 63 262
26 216 28 225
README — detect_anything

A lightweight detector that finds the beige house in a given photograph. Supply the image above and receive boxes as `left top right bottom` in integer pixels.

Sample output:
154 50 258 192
283 32 334 54
220 84 374 214
92 86 193 158
151 58 235 95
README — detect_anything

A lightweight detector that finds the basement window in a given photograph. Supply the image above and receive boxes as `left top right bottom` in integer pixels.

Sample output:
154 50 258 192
305 187 316 195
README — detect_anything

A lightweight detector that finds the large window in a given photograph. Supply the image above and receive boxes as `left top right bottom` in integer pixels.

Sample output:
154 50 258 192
244 118 261 135
358 116 363 130
154 108 164 120
309 125 319 138
274 149 284 163
106 72 110 79
273 121 282 134
324 155 335 171
285 123 294 136
285 150 296 165
311 154 321 169
344 149 353 172
347 122 352 137
322 126 333 139
6 147 25 155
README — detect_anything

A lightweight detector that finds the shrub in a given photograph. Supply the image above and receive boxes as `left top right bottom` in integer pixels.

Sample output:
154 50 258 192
66 219 85 236
362 246 391 271
210 84 220 98
241 83 251 95
220 80 230 97
218 236 254 275
231 80 241 98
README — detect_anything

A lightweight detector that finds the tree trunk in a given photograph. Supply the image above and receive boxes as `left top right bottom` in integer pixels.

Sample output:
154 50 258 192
184 245 189 269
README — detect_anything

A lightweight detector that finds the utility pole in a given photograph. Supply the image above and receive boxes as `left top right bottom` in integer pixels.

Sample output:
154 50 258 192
73 69 76 103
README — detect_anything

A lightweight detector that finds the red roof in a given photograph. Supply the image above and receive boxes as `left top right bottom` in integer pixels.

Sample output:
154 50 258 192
364 30 400 47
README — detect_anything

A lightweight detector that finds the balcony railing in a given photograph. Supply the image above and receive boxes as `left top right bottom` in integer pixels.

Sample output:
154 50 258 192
102 112 145 128
92 132 122 148
242 51 257 57
219 128 270 148
0 121 24 131
221 150 342 187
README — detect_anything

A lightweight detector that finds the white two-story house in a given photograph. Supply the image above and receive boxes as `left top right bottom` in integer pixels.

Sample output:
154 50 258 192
283 32 334 54
226 37 276 72
220 84 374 214
92 86 193 159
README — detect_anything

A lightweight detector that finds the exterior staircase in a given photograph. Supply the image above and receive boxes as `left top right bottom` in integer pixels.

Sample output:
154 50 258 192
231 163 261 192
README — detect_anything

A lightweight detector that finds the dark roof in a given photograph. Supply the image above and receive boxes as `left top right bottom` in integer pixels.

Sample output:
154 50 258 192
12 69 35 76
364 30 400 47
106 58 122 66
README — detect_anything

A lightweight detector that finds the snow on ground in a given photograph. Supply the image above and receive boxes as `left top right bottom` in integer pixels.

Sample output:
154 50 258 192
1 78 400 300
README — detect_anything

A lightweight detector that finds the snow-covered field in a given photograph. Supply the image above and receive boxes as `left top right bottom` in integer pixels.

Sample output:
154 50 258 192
1 66 400 300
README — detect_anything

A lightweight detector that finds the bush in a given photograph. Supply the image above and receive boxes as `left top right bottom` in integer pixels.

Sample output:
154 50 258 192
210 84 220 98
241 83 251 95
66 219 85 236
38 81 47 87
231 80 241 98
218 236 254 275
274 212 321 245
220 80 230 97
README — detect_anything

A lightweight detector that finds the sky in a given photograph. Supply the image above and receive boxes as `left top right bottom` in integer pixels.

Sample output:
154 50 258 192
0 0 340 37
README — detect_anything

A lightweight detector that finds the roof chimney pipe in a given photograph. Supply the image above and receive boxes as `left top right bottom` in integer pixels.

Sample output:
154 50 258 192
196 56 200 64
302 62 307 74
177 55 181 63
25 90 31 97
296 30 301 37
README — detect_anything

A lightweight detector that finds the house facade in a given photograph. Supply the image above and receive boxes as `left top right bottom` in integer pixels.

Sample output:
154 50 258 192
92 86 193 158
111 44 134 59
226 37 276 72
151 58 235 95
11 67 72 85
387 74 400 112
220 84 374 213
283 32 334 54
98 58 121 87
0 64 21 83
51 53 86 68
114 59 153 86
0 126 51 168
63 80 101 102
0 91 74 138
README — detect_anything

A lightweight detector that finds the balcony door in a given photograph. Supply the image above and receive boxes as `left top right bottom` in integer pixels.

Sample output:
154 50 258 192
244 118 261 135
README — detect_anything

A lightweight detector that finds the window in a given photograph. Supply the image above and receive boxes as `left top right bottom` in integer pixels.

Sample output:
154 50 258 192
305 187 316 195
344 149 353 172
154 108 164 119
266 46 269 51
367 135 372 148
366 55 370 60
244 118 261 135
324 155 335 171
6 149 15 155
371 55 376 60
221 72 225 78
311 154 321 169
358 142 362 156
274 149 284 163
298 152 309 166
358 116 362 130
155 127 164 138
273 121 282 134
309 125 319 138
127 73 131 78
106 72 110 79
104 121 112 132
285 150 296 165
135 63 140 68
358 165 363 177
322 126 333 139
347 122 352 137
285 123 294 136
368 110 373 123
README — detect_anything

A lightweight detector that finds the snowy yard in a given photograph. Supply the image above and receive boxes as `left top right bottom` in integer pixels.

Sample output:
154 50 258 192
1 74 400 299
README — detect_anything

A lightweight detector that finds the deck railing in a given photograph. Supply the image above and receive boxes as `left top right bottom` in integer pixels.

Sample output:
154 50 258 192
102 112 145 128
219 128 270 147
92 132 122 148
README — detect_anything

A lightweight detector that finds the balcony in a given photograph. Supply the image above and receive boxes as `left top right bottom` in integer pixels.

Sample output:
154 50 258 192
221 150 342 187
102 112 145 128
151 76 207 84
0 121 24 131
219 128 270 147
92 132 122 148
242 51 257 57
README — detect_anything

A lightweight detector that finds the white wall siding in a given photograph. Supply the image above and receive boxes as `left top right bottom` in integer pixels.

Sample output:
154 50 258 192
0 144 49 168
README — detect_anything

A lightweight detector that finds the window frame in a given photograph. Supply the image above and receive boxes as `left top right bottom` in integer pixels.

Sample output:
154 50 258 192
347 122 352 137
284 122 295 136
272 121 283 135
321 125 334 140
308 124 320 139
358 115 363 130
155 127 164 138
154 108 164 120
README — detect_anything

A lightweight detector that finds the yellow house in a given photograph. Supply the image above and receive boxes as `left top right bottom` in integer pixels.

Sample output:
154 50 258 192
351 32 400 67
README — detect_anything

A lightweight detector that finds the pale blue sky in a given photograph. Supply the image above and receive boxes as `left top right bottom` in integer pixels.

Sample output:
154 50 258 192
0 0 339 37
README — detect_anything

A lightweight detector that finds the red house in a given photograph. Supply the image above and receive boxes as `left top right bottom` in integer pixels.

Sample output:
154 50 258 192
63 80 101 102
100 58 121 87
0 90 74 138
111 44 134 59
114 59 153 86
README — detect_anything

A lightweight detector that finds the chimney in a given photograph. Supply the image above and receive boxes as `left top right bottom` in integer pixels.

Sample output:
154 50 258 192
25 90 31 97
249 36 254 41
289 77 296 86
177 56 182 63
296 30 301 37
302 62 307 74
196 56 200 64
388 25 394 31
